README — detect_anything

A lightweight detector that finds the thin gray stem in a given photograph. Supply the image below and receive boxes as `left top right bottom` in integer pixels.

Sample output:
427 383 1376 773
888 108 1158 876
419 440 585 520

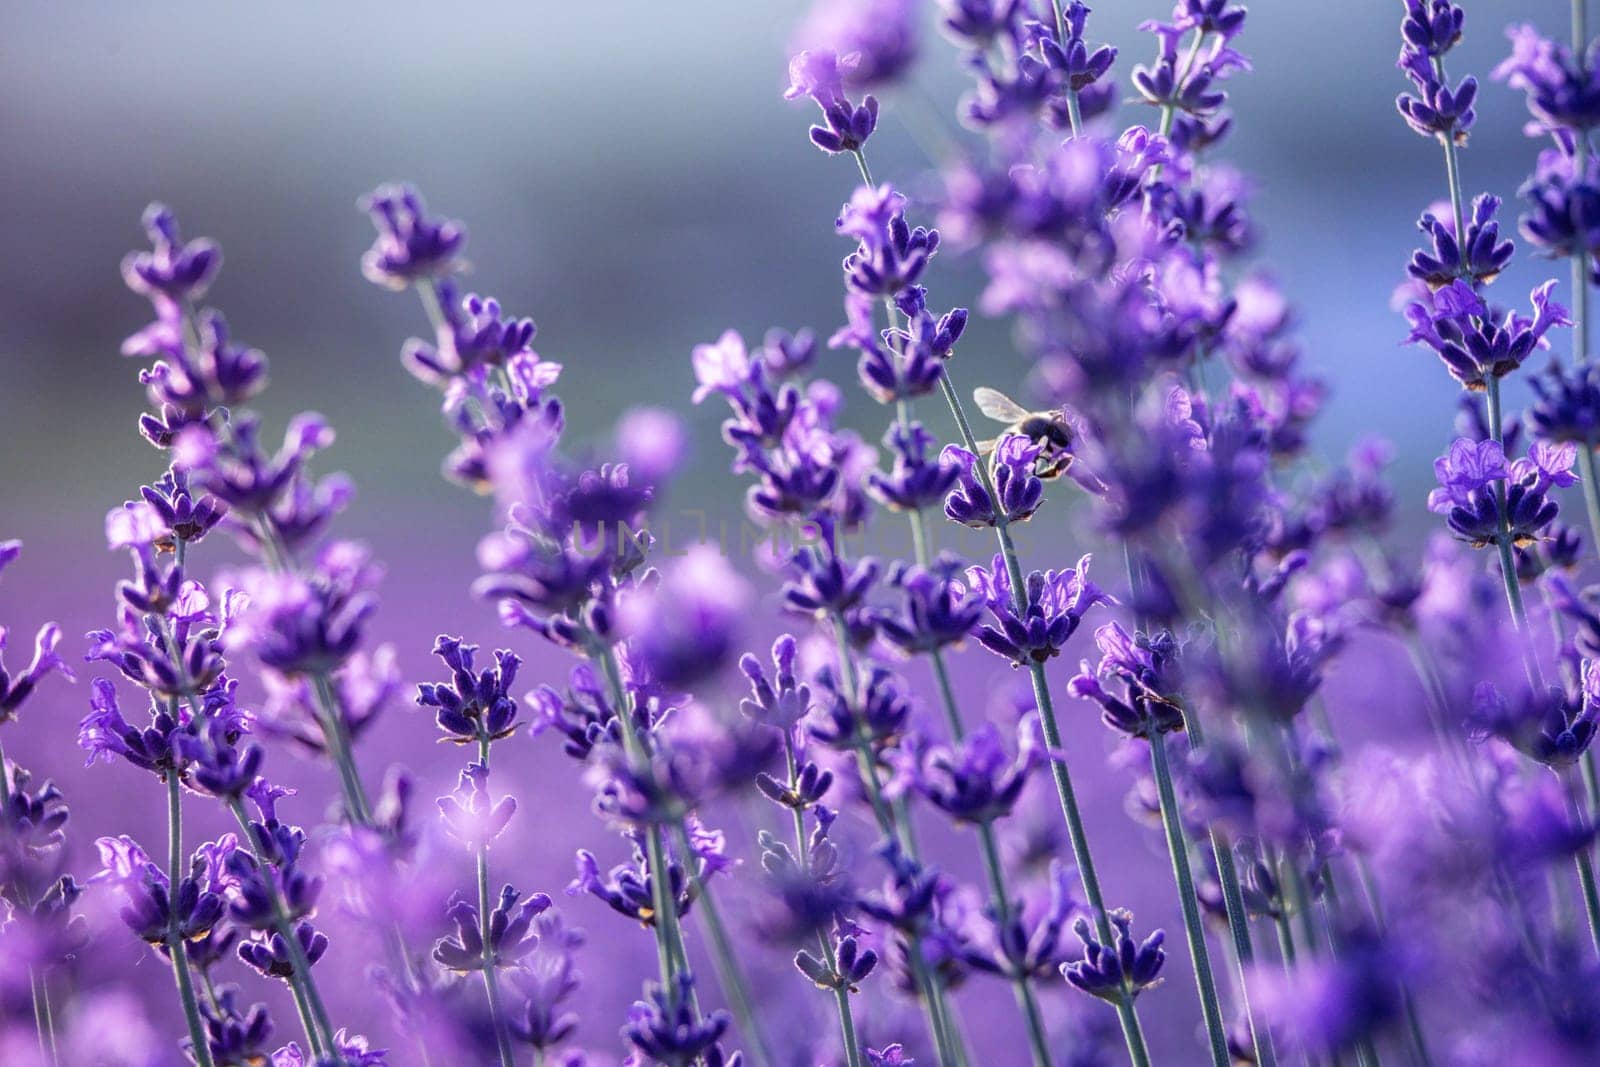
828 620 961 1067
592 641 697 1014
475 738 517 1067
1149 732 1231 1067
226 799 337 1054
785 738 865 1067
1485 377 1546 690
167 776 217 1067
675 820 774 1067
29 969 59 1067
975 822 1055 1067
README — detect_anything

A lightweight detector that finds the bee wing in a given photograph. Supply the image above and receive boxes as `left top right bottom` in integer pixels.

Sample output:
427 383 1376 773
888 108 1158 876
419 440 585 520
973 387 1029 423
974 437 999 455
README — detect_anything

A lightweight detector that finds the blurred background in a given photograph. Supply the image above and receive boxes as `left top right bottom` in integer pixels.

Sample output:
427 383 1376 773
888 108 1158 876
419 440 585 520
0 1 1571 1063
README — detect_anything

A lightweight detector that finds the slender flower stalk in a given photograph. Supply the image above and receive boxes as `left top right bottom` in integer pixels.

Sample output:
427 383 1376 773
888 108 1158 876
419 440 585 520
784 734 865 1067
1414 10 1600 966
369 188 752 1067
593 640 694 984
953 414 1153 1066
849 139 1055 1067
828 618 962 1067
1147 731 1230 1067
671 819 774 1067
478 741 516 1067
844 122 1150 1067
1565 0 1600 957
0 555 75 1067
164 777 217 1067
1177 702 1278 1067
224 797 337 1053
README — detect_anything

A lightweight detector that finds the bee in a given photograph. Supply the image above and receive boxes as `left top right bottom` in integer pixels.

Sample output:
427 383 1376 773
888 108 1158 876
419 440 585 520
973 387 1077 480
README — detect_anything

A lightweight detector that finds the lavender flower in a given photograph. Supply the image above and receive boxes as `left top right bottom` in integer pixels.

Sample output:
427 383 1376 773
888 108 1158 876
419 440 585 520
967 554 1109 665
910 723 1040 825
506 910 584 1054
838 185 940 298
1060 910 1165 1003
1396 47 1478 141
359 184 467 290
29 5 1600 1066
121 203 220 303
1493 24 1600 135
874 556 984 656
942 437 1044 528
623 972 737 1067
1402 278 1571 389
1407 194 1514 288
433 885 552 973
0 613 72 724
785 51 880 156
619 546 751 689
1068 624 1187 739
738 635 812 734
416 637 521 745
1426 436 1574 547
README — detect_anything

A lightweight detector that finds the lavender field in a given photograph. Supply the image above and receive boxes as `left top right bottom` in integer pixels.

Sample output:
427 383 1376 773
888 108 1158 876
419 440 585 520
4 1 1600 1065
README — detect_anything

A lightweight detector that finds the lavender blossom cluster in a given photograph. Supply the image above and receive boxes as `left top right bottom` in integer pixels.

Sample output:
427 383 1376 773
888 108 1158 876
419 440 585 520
10 1 1600 1065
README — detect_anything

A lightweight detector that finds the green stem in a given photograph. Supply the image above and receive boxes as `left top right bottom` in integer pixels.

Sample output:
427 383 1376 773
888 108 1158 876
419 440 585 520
1564 769 1600 956
1285 853 1323 962
844 134 1144 1066
199 969 220 1011
829 622 961 1067
1578 446 1600 572
0 738 60 1067
879 311 1048 1063
868 145 1052 1066
1349 857 1432 1067
166 776 217 1067
829 961 864 1067
927 651 965 740
1179 691 1277 1067
785 739 865 1067
906 945 962 1067
227 800 337 1053
1210 829 1277 1067
1148 733 1230 1067
592 642 695 999
1312 698 1431 1067
675 821 774 1067
1271 880 1297 970
309 671 373 824
975 823 1055 1067
288 977 327 1061
1485 377 1545 689
475 738 517 1067
1158 31 1208 139
246 517 375 827
851 149 874 187
926 363 1149 1065
1578 0 1591 87
1565 4 1600 892
1431 57 1467 252
417 276 448 332
29 968 59 1067
1318 868 1383 1067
